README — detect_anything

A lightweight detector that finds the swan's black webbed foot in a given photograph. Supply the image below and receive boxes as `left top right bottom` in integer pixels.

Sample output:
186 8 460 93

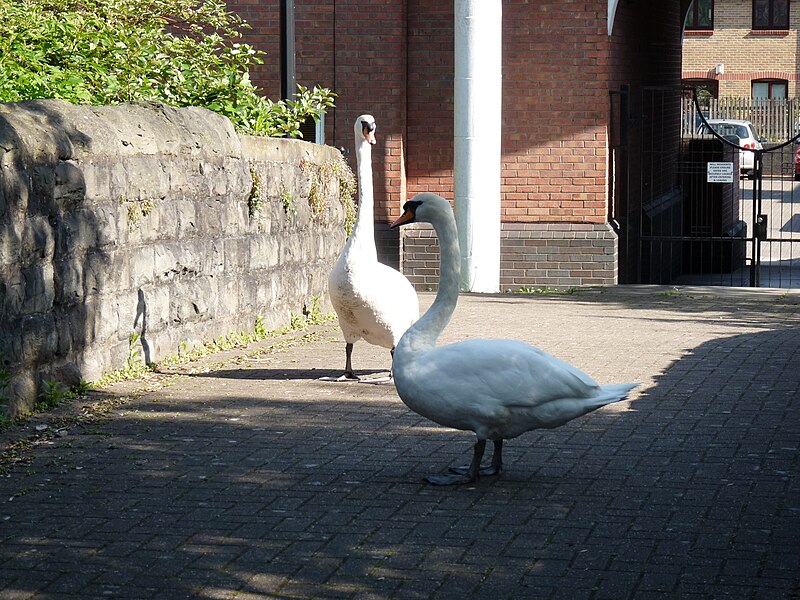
448 464 502 477
423 439 500 485
448 440 503 478
359 375 393 385
337 371 360 382
318 371 360 382
424 472 477 485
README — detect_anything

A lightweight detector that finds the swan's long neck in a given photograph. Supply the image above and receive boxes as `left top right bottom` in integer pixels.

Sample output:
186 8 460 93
399 209 461 351
342 139 377 261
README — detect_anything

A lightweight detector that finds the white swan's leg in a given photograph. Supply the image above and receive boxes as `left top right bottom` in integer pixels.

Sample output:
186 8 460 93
425 439 486 485
448 439 503 477
337 343 360 381
357 347 395 385
487 439 503 475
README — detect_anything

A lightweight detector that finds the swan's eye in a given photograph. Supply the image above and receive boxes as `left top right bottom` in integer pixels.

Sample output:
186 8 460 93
401 200 422 213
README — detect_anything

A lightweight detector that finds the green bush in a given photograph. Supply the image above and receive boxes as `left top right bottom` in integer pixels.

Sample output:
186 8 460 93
0 0 334 137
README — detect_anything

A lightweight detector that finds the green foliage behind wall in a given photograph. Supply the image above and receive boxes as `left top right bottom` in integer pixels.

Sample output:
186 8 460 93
0 0 334 138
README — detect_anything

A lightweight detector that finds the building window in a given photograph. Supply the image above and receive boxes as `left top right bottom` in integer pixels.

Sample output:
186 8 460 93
686 0 714 30
684 79 719 101
752 79 788 98
753 0 790 29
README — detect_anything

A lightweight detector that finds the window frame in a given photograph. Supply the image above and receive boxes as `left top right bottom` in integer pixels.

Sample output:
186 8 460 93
686 0 715 30
752 79 788 99
752 0 790 30
683 79 719 101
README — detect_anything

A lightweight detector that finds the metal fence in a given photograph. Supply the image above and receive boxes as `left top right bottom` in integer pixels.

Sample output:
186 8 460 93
620 88 800 288
681 96 800 142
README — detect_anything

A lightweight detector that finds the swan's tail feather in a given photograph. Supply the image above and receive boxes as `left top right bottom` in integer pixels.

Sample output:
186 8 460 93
592 382 639 406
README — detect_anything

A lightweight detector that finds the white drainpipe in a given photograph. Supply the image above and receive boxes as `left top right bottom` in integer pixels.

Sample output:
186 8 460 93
454 0 502 293
608 0 619 35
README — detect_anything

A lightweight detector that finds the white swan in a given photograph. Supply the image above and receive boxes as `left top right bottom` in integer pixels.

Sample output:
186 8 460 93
390 193 638 485
326 115 419 382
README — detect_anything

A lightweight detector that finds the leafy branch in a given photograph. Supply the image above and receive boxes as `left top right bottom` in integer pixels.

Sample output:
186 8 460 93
0 0 334 138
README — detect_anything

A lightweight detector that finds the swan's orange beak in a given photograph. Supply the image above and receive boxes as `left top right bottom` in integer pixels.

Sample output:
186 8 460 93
391 207 416 228
364 129 376 145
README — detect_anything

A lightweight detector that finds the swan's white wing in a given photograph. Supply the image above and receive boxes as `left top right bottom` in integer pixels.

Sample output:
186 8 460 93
329 260 419 347
430 338 599 399
373 261 419 313
394 338 613 439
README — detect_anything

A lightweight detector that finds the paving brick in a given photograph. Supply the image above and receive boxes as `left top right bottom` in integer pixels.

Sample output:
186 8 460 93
1 286 799 599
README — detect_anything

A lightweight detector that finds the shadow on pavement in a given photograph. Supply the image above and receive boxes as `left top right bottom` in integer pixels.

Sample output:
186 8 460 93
1 318 798 598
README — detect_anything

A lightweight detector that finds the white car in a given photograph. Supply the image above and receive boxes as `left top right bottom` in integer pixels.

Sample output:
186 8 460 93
697 118 765 175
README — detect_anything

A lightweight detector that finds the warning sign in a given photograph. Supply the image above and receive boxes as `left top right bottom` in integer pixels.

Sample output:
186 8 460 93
707 162 734 183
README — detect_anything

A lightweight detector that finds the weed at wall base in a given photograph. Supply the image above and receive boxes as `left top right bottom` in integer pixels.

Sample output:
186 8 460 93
1 300 334 429
0 352 12 428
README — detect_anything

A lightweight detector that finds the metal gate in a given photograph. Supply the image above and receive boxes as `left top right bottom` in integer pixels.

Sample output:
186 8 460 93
610 85 800 288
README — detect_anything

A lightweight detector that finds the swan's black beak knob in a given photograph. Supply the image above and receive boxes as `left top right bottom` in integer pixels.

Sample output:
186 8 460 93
391 200 422 228
361 120 376 145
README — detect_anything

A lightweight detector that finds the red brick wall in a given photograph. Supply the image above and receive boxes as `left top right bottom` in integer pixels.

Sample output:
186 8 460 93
403 1 614 225
501 1 611 225
224 0 686 287
225 1 282 98
295 0 335 107
226 0 621 226
224 1 337 104
227 0 408 217
226 0 685 217
325 1 407 220
405 1 455 206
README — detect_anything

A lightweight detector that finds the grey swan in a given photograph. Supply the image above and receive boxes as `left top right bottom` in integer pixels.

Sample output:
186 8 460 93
390 193 639 485
326 115 419 382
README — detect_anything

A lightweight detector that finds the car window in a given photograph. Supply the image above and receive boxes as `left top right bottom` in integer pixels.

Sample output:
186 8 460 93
699 122 758 141
707 124 740 139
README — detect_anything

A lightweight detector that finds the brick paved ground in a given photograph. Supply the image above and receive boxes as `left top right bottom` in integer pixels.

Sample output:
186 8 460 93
1 286 799 599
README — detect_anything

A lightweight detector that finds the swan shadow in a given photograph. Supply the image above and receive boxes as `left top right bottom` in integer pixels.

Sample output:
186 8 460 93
184 367 390 382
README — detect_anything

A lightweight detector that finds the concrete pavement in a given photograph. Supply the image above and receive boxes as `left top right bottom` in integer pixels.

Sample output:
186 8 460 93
1 285 799 599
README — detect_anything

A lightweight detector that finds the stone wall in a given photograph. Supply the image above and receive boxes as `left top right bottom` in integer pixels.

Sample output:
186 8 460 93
0 100 351 416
